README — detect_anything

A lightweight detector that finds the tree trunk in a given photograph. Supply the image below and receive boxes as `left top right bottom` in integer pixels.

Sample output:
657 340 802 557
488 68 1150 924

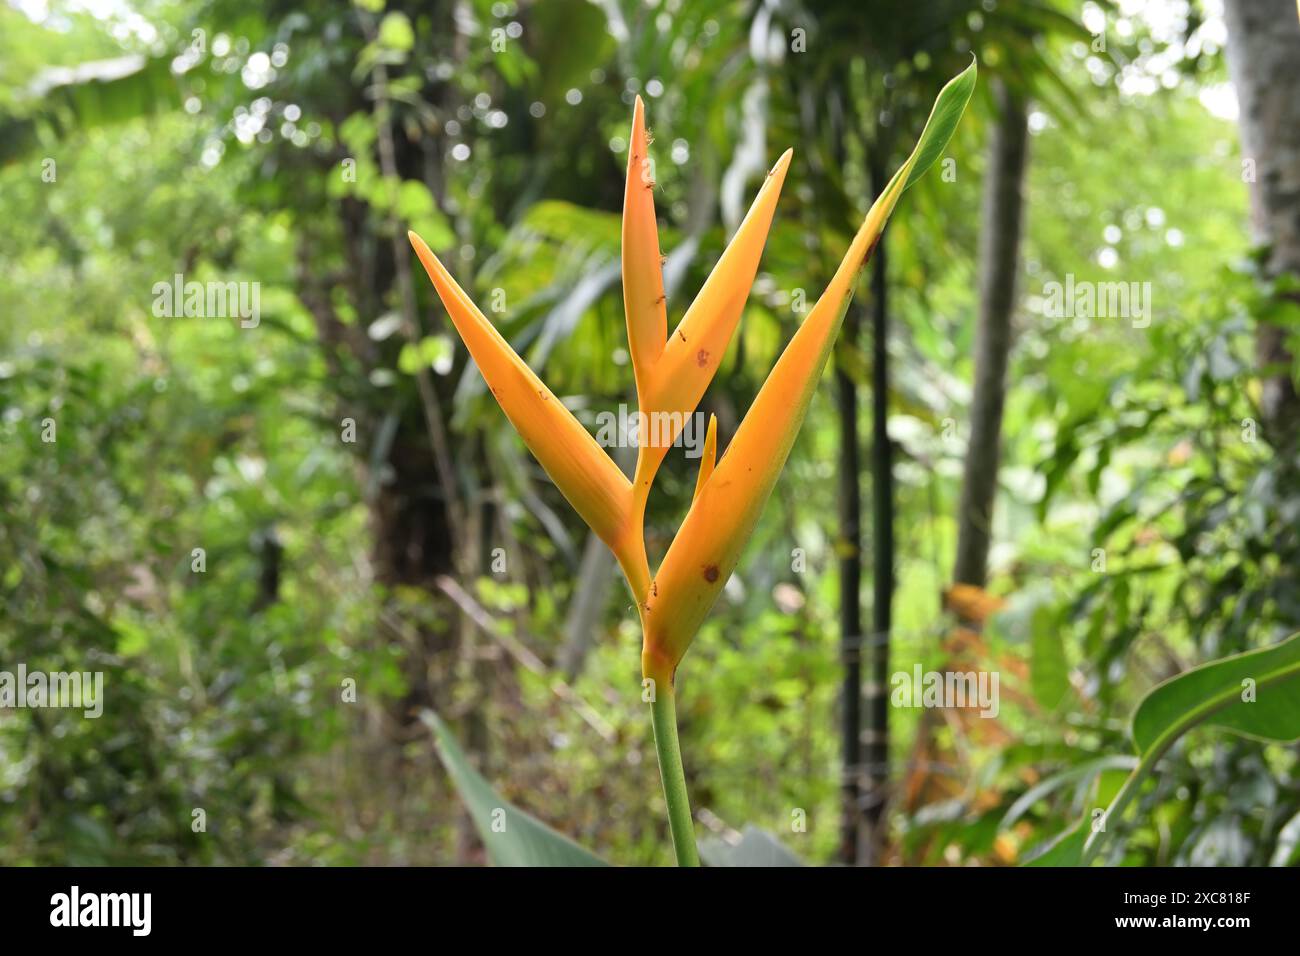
835 310 864 866
369 414 459 722
1224 0 1300 450
557 530 620 679
861 156 892 865
954 80 1029 589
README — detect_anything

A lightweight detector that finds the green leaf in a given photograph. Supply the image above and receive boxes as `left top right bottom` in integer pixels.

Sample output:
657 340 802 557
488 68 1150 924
1030 603 1070 710
1024 819 1087 867
396 180 435 220
699 825 805 867
1028 635 1300 866
0 55 182 163
398 335 452 375
900 56 978 194
1000 755 1136 830
530 0 615 104
1079 632 1300 864
423 711 610 867
378 12 414 52
338 111 378 153
1131 631 1300 756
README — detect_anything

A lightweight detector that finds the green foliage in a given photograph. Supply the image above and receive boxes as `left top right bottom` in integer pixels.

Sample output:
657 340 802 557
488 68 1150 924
1 0 1295 868
1030 633 1300 866
1132 632 1300 754
423 713 608 867
1024 820 1087 867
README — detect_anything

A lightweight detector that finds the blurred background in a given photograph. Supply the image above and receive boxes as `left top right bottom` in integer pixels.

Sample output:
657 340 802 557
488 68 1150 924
2 0 1299 866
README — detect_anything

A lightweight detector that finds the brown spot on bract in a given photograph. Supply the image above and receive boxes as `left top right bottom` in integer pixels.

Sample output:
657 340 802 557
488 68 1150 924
678 330 686 342
862 236 881 268
703 564 719 583
696 349 709 367
539 390 548 400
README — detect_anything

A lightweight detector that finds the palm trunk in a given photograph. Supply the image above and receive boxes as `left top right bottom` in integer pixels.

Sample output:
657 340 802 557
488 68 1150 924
835 313 864 865
954 80 1029 589
862 155 892 865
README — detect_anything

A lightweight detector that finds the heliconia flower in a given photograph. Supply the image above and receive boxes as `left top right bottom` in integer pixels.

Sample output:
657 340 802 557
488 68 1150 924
409 59 977 690
639 70 977 681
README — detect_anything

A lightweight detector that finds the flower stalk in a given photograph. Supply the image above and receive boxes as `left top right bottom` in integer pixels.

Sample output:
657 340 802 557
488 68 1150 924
649 689 699 867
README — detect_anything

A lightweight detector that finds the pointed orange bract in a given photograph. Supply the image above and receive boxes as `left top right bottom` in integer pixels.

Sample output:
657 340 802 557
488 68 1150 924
639 171 909 683
692 414 718 501
408 231 646 593
622 95 668 409
629 150 791 510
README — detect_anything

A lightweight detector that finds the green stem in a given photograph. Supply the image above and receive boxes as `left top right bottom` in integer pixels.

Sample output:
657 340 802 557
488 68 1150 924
650 689 700 867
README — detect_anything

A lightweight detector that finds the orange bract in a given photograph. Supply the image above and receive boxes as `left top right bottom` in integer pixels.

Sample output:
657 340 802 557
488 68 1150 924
409 61 976 687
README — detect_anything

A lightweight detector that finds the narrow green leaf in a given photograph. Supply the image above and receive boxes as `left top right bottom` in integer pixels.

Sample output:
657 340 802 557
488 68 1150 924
1000 755 1136 830
901 57 978 193
1024 820 1087 867
423 711 610 867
